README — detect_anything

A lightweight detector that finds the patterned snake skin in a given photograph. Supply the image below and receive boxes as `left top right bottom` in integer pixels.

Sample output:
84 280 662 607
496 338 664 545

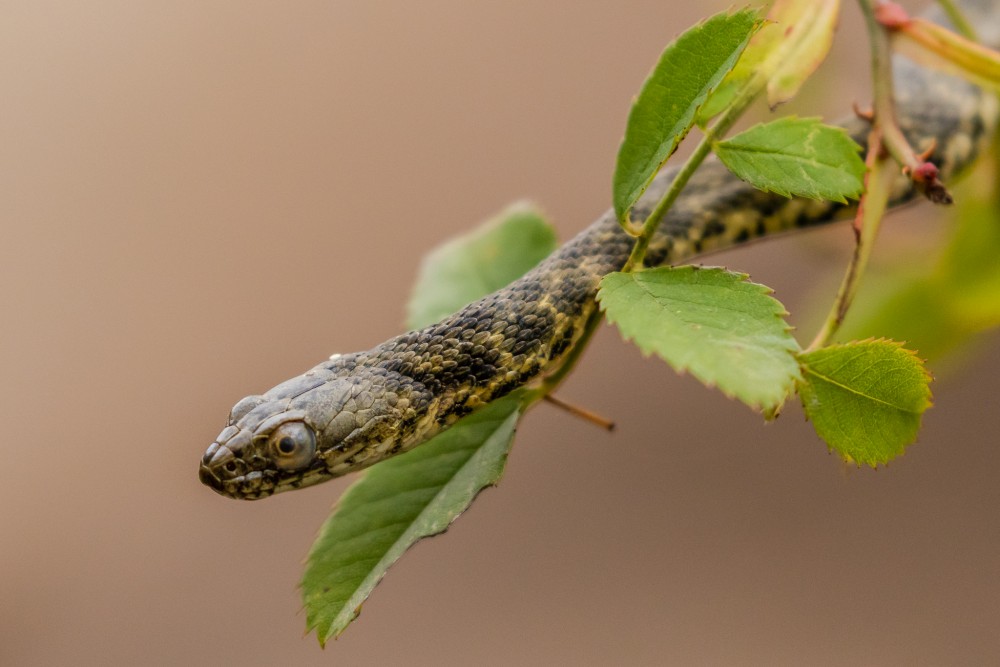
201 1 1000 499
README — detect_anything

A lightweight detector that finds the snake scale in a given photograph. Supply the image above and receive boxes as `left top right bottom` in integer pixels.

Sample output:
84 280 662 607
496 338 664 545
201 0 1000 499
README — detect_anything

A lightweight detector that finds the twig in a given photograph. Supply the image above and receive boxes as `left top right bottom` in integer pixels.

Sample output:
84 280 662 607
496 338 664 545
807 129 895 350
622 71 767 272
808 0 967 348
864 0 953 203
543 394 616 431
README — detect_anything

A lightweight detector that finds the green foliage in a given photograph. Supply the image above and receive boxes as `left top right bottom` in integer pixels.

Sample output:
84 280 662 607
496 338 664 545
798 340 932 466
293 4 1000 645
714 117 865 202
839 155 1000 361
612 9 762 223
597 266 801 413
407 203 557 329
698 0 841 123
753 0 841 107
306 204 556 644
304 201 561 643
303 392 526 645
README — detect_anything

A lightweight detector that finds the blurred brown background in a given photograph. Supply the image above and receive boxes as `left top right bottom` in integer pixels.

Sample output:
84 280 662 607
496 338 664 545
3 1 998 664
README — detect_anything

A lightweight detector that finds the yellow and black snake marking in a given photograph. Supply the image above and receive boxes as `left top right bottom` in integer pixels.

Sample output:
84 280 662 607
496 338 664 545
201 1 1000 499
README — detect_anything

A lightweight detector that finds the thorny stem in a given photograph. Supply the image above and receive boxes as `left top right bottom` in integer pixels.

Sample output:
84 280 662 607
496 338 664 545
864 0 953 203
542 0 978 413
861 1 915 169
807 129 894 350
535 1 968 415
806 0 913 351
805 0 960 349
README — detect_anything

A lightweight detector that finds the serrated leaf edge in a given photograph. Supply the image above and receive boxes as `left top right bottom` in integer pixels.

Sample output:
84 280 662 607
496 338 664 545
302 399 525 645
614 9 764 221
714 116 865 204
796 338 934 467
597 265 802 411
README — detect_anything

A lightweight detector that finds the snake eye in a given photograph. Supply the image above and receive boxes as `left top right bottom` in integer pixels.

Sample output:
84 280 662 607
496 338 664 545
268 422 316 470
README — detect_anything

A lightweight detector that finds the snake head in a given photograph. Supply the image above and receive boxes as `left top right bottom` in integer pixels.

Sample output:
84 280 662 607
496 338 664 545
200 366 429 499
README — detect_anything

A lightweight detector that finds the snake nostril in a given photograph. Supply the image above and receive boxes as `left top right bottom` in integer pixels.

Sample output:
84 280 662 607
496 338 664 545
224 461 237 473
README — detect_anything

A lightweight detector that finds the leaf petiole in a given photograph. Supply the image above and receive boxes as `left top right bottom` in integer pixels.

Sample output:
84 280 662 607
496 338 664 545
623 70 766 272
807 128 895 350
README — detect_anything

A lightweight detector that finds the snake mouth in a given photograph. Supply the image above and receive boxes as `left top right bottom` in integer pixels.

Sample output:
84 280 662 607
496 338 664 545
199 440 279 499
272 465 334 495
199 465 279 500
199 463 223 491
200 433 331 499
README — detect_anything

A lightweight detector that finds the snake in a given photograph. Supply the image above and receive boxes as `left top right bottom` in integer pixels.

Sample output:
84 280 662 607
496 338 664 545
201 0 1000 499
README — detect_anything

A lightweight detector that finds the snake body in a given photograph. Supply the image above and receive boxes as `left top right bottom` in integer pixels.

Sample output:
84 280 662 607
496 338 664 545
201 1 1000 499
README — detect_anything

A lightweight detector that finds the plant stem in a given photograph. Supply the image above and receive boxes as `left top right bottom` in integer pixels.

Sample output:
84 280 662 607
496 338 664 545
806 0 915 351
539 48 769 401
807 130 894 350
622 73 764 272
538 73 770 401
937 0 978 40
860 0 917 171
543 393 615 431
809 0 965 349
864 0 953 203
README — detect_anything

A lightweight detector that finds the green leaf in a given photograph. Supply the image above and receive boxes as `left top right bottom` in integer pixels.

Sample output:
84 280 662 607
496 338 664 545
760 0 841 107
798 340 932 466
694 76 746 128
406 203 557 329
714 117 865 203
698 0 840 124
597 266 801 413
613 9 762 222
302 392 526 645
